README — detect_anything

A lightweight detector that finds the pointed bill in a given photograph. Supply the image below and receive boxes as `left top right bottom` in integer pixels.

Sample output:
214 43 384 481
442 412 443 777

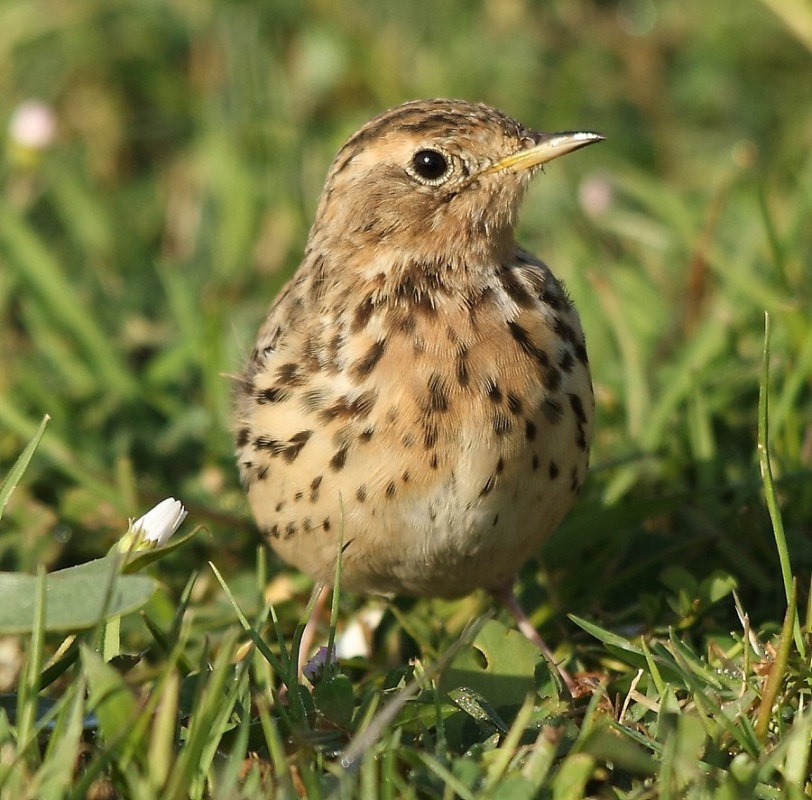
486 131 604 174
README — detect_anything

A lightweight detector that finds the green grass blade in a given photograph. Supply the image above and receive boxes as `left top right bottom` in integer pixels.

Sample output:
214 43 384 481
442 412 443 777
0 414 49 521
758 312 804 655
755 581 797 743
15 566 47 769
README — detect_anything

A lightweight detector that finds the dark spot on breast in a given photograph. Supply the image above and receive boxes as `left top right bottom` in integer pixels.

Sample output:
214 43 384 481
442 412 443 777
275 501 285 512
499 266 534 308
330 447 348 471
456 348 470 387
402 470 410 482
302 333 324 372
549 461 560 480
492 413 511 436
495 457 504 474
351 339 386 378
310 475 322 502
554 317 579 346
276 362 305 387
303 517 313 532
386 481 396 498
427 372 449 412
359 427 374 442
353 390 378 417
480 475 495 496
575 342 589 366
429 453 439 469
352 295 375 332
424 424 438 449
265 524 280 540
544 366 562 392
525 420 537 441
294 491 303 501
402 432 416 448
254 436 286 456
320 389 378 422
356 485 367 502
559 349 575 373
283 430 313 462
486 378 502 403
284 522 297 540
507 392 523 414
538 284 569 311
428 504 438 522
236 427 250 447
508 321 548 366
256 386 290 404
568 393 587 425
508 320 562 391
323 518 331 531
532 454 540 471
492 514 499 527
541 398 564 424
256 466 269 480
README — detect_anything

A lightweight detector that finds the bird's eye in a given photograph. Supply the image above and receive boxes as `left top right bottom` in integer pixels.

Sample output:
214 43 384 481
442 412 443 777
411 149 450 182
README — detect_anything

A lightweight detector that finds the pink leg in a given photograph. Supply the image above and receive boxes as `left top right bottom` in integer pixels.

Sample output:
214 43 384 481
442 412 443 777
297 583 331 676
491 582 579 697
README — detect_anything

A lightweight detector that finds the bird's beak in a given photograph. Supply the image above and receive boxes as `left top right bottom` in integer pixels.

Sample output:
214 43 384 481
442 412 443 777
486 131 604 174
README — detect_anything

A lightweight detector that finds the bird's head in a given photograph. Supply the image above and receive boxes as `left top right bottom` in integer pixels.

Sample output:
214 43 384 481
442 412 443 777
308 99 602 270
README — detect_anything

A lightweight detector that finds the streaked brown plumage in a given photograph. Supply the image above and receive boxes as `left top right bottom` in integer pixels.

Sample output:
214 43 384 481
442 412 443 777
235 99 601 681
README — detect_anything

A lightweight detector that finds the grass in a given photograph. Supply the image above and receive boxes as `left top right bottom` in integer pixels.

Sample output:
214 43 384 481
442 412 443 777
1 0 811 796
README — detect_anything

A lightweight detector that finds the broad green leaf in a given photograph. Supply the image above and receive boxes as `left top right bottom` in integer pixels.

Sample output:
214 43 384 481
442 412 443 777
0 558 156 634
440 619 541 709
313 673 355 729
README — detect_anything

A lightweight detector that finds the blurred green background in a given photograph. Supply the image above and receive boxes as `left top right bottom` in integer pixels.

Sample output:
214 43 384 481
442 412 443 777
1 0 810 637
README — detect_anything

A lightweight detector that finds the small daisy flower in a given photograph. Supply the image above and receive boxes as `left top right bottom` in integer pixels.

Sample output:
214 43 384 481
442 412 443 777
120 498 187 552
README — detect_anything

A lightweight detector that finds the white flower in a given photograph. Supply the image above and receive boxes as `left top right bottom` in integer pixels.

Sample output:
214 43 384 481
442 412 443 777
8 100 57 150
130 498 187 547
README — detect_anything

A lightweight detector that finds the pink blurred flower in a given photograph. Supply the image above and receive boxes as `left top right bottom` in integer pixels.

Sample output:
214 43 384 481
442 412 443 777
8 100 57 150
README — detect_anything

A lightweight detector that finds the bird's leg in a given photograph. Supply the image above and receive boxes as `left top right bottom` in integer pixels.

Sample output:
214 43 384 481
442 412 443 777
297 583 332 677
491 581 579 697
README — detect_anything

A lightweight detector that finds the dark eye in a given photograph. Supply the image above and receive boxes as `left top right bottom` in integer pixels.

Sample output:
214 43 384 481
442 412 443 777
411 149 449 181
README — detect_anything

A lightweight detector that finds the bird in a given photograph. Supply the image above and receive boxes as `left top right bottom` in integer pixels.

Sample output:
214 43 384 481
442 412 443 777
234 99 601 691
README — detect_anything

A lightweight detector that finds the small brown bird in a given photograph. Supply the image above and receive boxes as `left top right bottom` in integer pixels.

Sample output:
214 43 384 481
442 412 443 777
235 99 601 685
